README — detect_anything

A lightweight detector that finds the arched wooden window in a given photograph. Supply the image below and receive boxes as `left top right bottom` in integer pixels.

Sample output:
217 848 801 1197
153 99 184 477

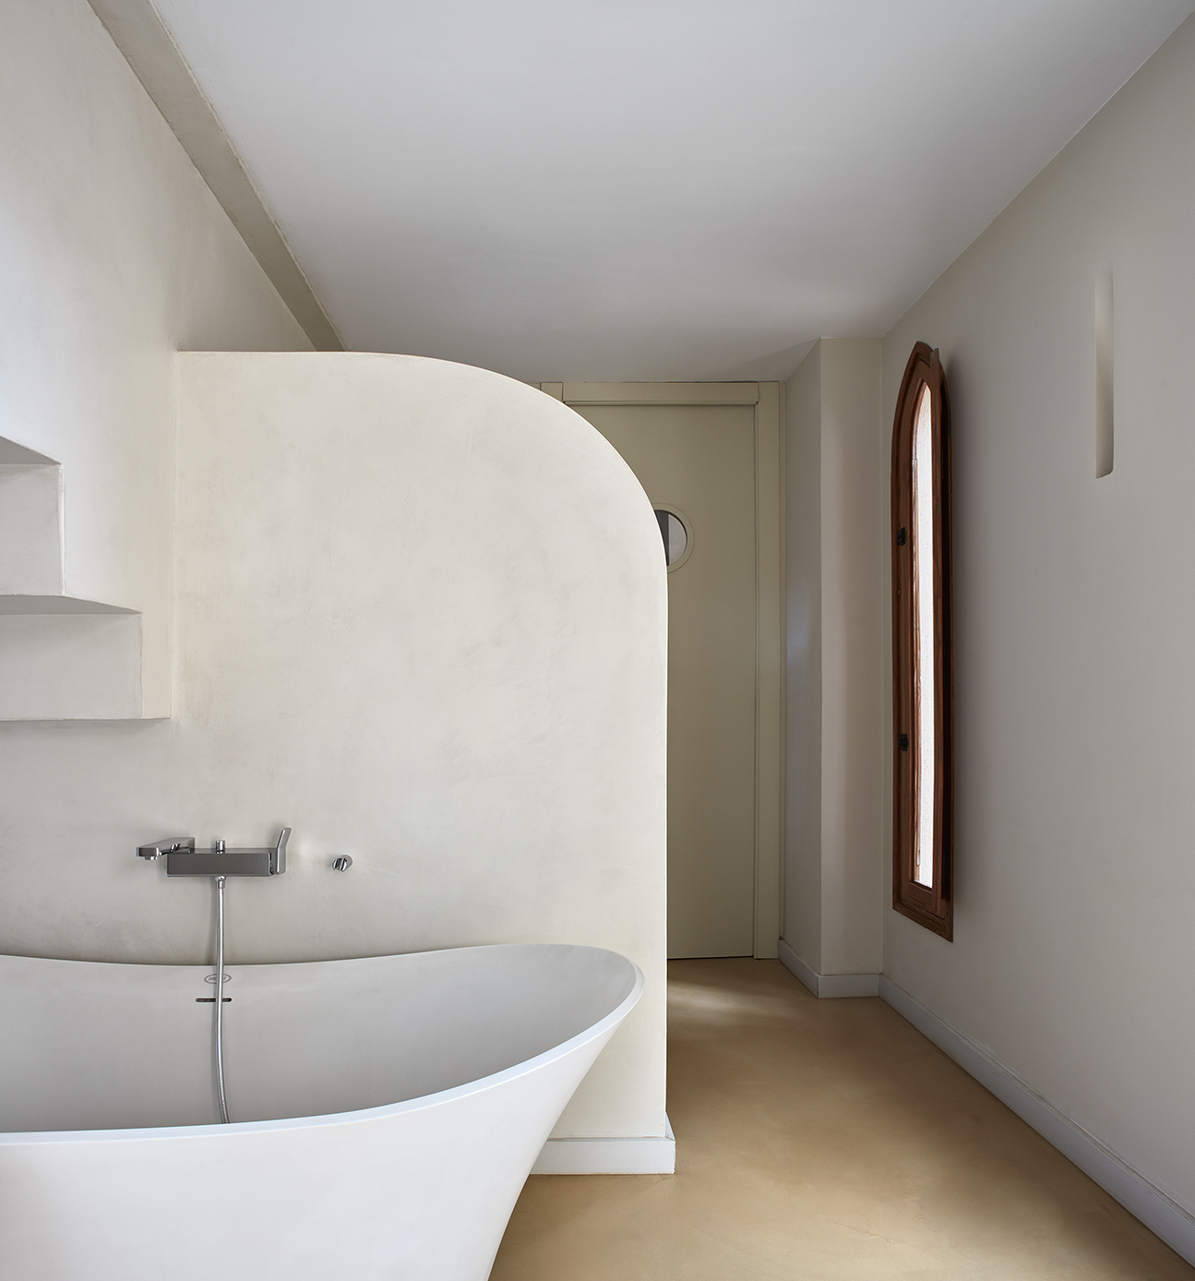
891 342 952 939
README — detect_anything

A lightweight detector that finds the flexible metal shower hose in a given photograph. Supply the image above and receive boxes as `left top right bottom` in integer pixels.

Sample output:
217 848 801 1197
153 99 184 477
214 875 230 1124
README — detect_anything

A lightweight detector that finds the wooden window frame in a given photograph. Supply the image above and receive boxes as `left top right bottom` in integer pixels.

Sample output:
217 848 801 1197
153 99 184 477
891 342 953 939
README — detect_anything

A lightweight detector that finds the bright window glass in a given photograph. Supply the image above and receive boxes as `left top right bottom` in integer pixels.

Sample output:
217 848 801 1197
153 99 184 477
912 383 935 888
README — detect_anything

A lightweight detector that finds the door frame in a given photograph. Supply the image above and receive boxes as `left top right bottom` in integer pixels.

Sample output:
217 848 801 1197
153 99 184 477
541 381 782 959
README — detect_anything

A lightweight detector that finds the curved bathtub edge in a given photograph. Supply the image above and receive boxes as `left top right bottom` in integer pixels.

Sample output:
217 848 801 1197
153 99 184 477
0 944 645 1147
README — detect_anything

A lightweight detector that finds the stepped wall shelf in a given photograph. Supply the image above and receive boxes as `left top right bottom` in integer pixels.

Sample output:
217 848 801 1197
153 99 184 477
0 438 151 720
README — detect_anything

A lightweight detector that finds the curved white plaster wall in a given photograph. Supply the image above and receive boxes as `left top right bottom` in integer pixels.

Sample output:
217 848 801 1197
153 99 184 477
0 352 667 1141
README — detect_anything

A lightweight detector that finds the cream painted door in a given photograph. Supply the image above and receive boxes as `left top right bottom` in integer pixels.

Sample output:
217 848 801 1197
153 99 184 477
576 403 756 958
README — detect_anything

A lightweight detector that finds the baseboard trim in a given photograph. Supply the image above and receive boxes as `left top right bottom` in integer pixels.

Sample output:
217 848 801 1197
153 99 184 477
777 939 880 998
532 1114 675 1175
880 977 1195 1268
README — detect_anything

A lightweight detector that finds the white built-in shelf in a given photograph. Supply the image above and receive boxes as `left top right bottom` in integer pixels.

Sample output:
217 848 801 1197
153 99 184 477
0 439 151 720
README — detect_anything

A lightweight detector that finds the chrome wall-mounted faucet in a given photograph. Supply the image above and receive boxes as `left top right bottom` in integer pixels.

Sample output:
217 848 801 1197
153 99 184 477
136 827 290 876
136 829 291 1124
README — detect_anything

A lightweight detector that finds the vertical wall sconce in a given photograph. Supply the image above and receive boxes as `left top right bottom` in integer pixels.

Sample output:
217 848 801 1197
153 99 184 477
1095 271 1114 479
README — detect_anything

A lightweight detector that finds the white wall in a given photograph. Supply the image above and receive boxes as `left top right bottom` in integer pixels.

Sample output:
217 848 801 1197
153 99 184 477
0 353 668 1140
882 15 1195 1216
0 0 310 711
783 339 885 977
783 349 822 965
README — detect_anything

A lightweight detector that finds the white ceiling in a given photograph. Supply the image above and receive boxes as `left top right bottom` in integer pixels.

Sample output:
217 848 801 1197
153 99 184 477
153 0 1193 382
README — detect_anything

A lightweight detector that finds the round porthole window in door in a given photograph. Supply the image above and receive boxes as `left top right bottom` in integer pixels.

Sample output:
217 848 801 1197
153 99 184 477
653 506 692 572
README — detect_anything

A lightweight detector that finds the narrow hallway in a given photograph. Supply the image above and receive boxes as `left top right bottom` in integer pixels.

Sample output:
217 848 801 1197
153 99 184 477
493 961 1192 1280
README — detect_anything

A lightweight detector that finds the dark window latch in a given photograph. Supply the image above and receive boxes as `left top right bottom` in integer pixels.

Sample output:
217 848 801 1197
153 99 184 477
896 527 908 546
898 732 909 751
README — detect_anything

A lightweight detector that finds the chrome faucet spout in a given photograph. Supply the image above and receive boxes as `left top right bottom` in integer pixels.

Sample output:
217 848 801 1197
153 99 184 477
137 837 196 860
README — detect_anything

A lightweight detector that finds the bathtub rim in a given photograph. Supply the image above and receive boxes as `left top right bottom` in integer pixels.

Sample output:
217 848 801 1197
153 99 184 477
0 942 644 1147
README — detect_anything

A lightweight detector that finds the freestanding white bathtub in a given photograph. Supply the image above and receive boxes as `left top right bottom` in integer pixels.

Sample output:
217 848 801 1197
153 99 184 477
0 943 642 1281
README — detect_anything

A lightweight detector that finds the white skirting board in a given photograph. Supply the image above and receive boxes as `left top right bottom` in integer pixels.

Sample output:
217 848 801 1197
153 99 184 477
775 943 1195 1262
532 1115 675 1175
879 977 1195 1269
777 938 880 998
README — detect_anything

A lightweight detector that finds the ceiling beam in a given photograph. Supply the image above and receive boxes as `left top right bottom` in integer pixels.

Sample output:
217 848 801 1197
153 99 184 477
87 0 343 351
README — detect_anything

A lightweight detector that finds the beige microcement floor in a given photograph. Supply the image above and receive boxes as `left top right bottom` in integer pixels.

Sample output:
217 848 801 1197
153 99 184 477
492 959 1193 1281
